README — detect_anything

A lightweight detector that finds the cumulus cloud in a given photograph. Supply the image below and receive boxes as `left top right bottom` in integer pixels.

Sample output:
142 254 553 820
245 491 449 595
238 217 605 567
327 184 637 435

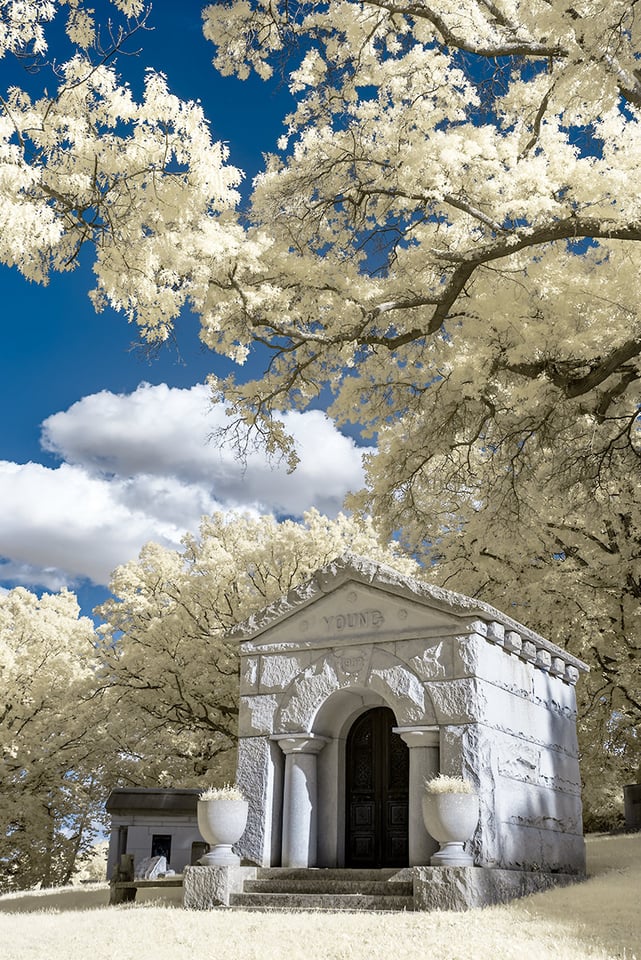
41 383 367 516
0 461 203 587
0 383 370 588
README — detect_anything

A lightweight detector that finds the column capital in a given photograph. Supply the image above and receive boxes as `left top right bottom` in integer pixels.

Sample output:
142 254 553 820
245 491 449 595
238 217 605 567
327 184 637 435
271 733 329 755
394 725 440 749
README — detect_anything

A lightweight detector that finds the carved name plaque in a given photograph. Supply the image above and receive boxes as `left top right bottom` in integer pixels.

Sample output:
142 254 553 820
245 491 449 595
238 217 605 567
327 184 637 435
337 655 366 675
322 609 385 632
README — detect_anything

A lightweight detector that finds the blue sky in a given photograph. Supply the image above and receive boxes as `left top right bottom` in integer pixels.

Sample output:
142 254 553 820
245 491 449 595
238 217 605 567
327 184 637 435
0 2 369 616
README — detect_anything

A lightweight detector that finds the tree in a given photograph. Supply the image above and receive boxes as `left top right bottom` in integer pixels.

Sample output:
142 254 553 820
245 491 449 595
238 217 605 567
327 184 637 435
418 469 641 828
198 0 641 824
6 2 640 531
96 510 417 787
0 1 248 342
0 513 414 890
4 3 641 493
197 0 641 459
4 3 641 821
0 588 106 892
72 840 109 884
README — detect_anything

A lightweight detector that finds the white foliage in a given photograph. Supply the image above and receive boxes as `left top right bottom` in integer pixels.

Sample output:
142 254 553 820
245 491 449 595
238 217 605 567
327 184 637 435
3 0 641 825
97 509 417 785
199 0 641 817
0 587 105 891
0 4 247 341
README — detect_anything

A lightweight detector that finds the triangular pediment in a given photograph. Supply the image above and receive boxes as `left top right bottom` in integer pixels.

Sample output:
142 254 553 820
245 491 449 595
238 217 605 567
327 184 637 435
234 554 520 652
231 554 588 670
241 578 468 650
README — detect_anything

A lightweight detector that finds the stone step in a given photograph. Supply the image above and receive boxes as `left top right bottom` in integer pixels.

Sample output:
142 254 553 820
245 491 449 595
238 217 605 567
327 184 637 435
243 878 414 896
229 892 415 912
255 868 407 882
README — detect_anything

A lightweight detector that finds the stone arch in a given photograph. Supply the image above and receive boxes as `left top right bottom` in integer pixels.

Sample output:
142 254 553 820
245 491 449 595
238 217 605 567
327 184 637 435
313 686 390 740
274 646 437 736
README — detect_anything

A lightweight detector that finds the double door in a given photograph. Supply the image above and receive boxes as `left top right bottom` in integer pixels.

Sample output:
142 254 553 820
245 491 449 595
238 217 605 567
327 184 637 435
345 707 409 868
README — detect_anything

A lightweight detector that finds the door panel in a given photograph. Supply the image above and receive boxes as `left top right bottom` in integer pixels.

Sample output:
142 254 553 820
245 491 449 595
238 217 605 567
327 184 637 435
345 707 409 867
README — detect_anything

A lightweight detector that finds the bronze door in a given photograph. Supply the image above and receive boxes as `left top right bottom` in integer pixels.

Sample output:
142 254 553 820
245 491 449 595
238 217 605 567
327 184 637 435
345 706 409 868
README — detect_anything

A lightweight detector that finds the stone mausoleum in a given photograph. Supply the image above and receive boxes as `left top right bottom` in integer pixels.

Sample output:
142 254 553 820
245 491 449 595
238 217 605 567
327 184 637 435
106 788 206 878
233 554 588 879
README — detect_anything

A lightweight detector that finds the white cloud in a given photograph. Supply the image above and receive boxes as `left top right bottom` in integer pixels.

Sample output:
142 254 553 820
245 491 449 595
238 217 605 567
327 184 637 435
0 383 370 588
0 460 192 586
41 383 366 515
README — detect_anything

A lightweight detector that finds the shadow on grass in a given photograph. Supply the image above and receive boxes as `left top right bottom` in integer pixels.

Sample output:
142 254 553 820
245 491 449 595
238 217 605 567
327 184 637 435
0 884 184 913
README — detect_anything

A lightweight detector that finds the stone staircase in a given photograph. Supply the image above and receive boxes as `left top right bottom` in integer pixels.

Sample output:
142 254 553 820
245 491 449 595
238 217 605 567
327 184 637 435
229 867 415 912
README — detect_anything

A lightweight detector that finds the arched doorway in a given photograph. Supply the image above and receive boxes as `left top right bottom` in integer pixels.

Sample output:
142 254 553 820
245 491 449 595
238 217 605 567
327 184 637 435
345 706 409 868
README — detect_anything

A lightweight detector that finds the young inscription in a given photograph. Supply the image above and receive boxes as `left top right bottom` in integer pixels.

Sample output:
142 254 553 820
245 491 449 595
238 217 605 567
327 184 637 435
322 609 385 632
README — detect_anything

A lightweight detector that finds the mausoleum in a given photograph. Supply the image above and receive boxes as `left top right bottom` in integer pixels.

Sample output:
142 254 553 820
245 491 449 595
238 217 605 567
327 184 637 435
106 788 206 878
233 554 588 879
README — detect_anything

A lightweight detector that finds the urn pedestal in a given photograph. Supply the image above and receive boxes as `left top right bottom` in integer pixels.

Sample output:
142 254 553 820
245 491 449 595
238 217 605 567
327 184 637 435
421 792 479 867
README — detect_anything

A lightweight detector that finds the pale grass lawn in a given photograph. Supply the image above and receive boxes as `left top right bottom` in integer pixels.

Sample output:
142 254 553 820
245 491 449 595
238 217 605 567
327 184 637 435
0 834 638 960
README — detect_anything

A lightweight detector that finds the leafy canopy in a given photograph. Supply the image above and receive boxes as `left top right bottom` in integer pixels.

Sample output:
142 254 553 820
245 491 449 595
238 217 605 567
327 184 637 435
0 588 105 892
199 0 641 809
3 2 641 823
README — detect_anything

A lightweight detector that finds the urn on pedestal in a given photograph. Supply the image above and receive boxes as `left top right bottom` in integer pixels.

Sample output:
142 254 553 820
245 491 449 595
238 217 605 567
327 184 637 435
421 774 479 867
197 784 249 866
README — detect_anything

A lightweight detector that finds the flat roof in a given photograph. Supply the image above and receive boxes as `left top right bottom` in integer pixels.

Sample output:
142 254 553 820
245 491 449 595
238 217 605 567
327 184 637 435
106 788 201 815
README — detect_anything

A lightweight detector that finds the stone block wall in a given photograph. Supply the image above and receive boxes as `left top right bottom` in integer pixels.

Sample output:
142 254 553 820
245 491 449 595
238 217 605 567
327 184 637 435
428 627 584 873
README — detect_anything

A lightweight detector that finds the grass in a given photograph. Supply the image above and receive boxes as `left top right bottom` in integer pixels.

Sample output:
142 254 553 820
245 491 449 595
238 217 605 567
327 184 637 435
0 834 638 960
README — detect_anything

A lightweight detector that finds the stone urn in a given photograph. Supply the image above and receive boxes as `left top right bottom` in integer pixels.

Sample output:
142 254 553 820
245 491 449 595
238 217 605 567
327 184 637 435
421 775 479 867
197 786 249 866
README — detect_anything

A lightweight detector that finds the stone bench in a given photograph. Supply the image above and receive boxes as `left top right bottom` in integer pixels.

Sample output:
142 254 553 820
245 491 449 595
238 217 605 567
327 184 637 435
109 855 184 905
109 875 183 905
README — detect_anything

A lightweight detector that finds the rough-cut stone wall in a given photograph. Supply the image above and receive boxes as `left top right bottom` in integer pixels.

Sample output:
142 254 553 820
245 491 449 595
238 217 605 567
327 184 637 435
235 736 284 867
236 571 586 873
429 624 584 873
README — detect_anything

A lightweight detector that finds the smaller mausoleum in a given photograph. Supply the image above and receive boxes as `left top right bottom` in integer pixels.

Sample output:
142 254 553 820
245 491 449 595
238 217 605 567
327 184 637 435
106 788 206 878
233 554 589 876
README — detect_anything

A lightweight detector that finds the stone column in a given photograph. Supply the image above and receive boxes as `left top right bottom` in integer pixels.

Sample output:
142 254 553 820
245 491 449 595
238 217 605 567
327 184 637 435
272 734 329 868
395 726 440 866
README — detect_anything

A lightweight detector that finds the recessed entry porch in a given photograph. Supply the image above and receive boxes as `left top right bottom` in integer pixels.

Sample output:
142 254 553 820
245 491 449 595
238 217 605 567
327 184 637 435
268 690 440 870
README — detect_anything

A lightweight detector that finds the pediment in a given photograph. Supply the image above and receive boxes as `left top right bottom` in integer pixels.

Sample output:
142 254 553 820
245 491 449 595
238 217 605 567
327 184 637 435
232 553 588 671
239 578 470 652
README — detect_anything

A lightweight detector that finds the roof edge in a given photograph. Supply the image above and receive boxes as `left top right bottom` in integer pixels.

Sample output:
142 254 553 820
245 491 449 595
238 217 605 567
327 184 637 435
230 552 589 674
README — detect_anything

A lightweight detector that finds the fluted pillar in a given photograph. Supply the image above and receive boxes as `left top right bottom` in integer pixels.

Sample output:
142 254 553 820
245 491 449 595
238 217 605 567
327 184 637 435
272 734 329 868
395 725 440 865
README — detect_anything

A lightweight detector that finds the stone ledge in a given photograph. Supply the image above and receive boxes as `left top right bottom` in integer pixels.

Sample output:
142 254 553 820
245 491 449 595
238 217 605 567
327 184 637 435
412 866 584 911
183 865 257 909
